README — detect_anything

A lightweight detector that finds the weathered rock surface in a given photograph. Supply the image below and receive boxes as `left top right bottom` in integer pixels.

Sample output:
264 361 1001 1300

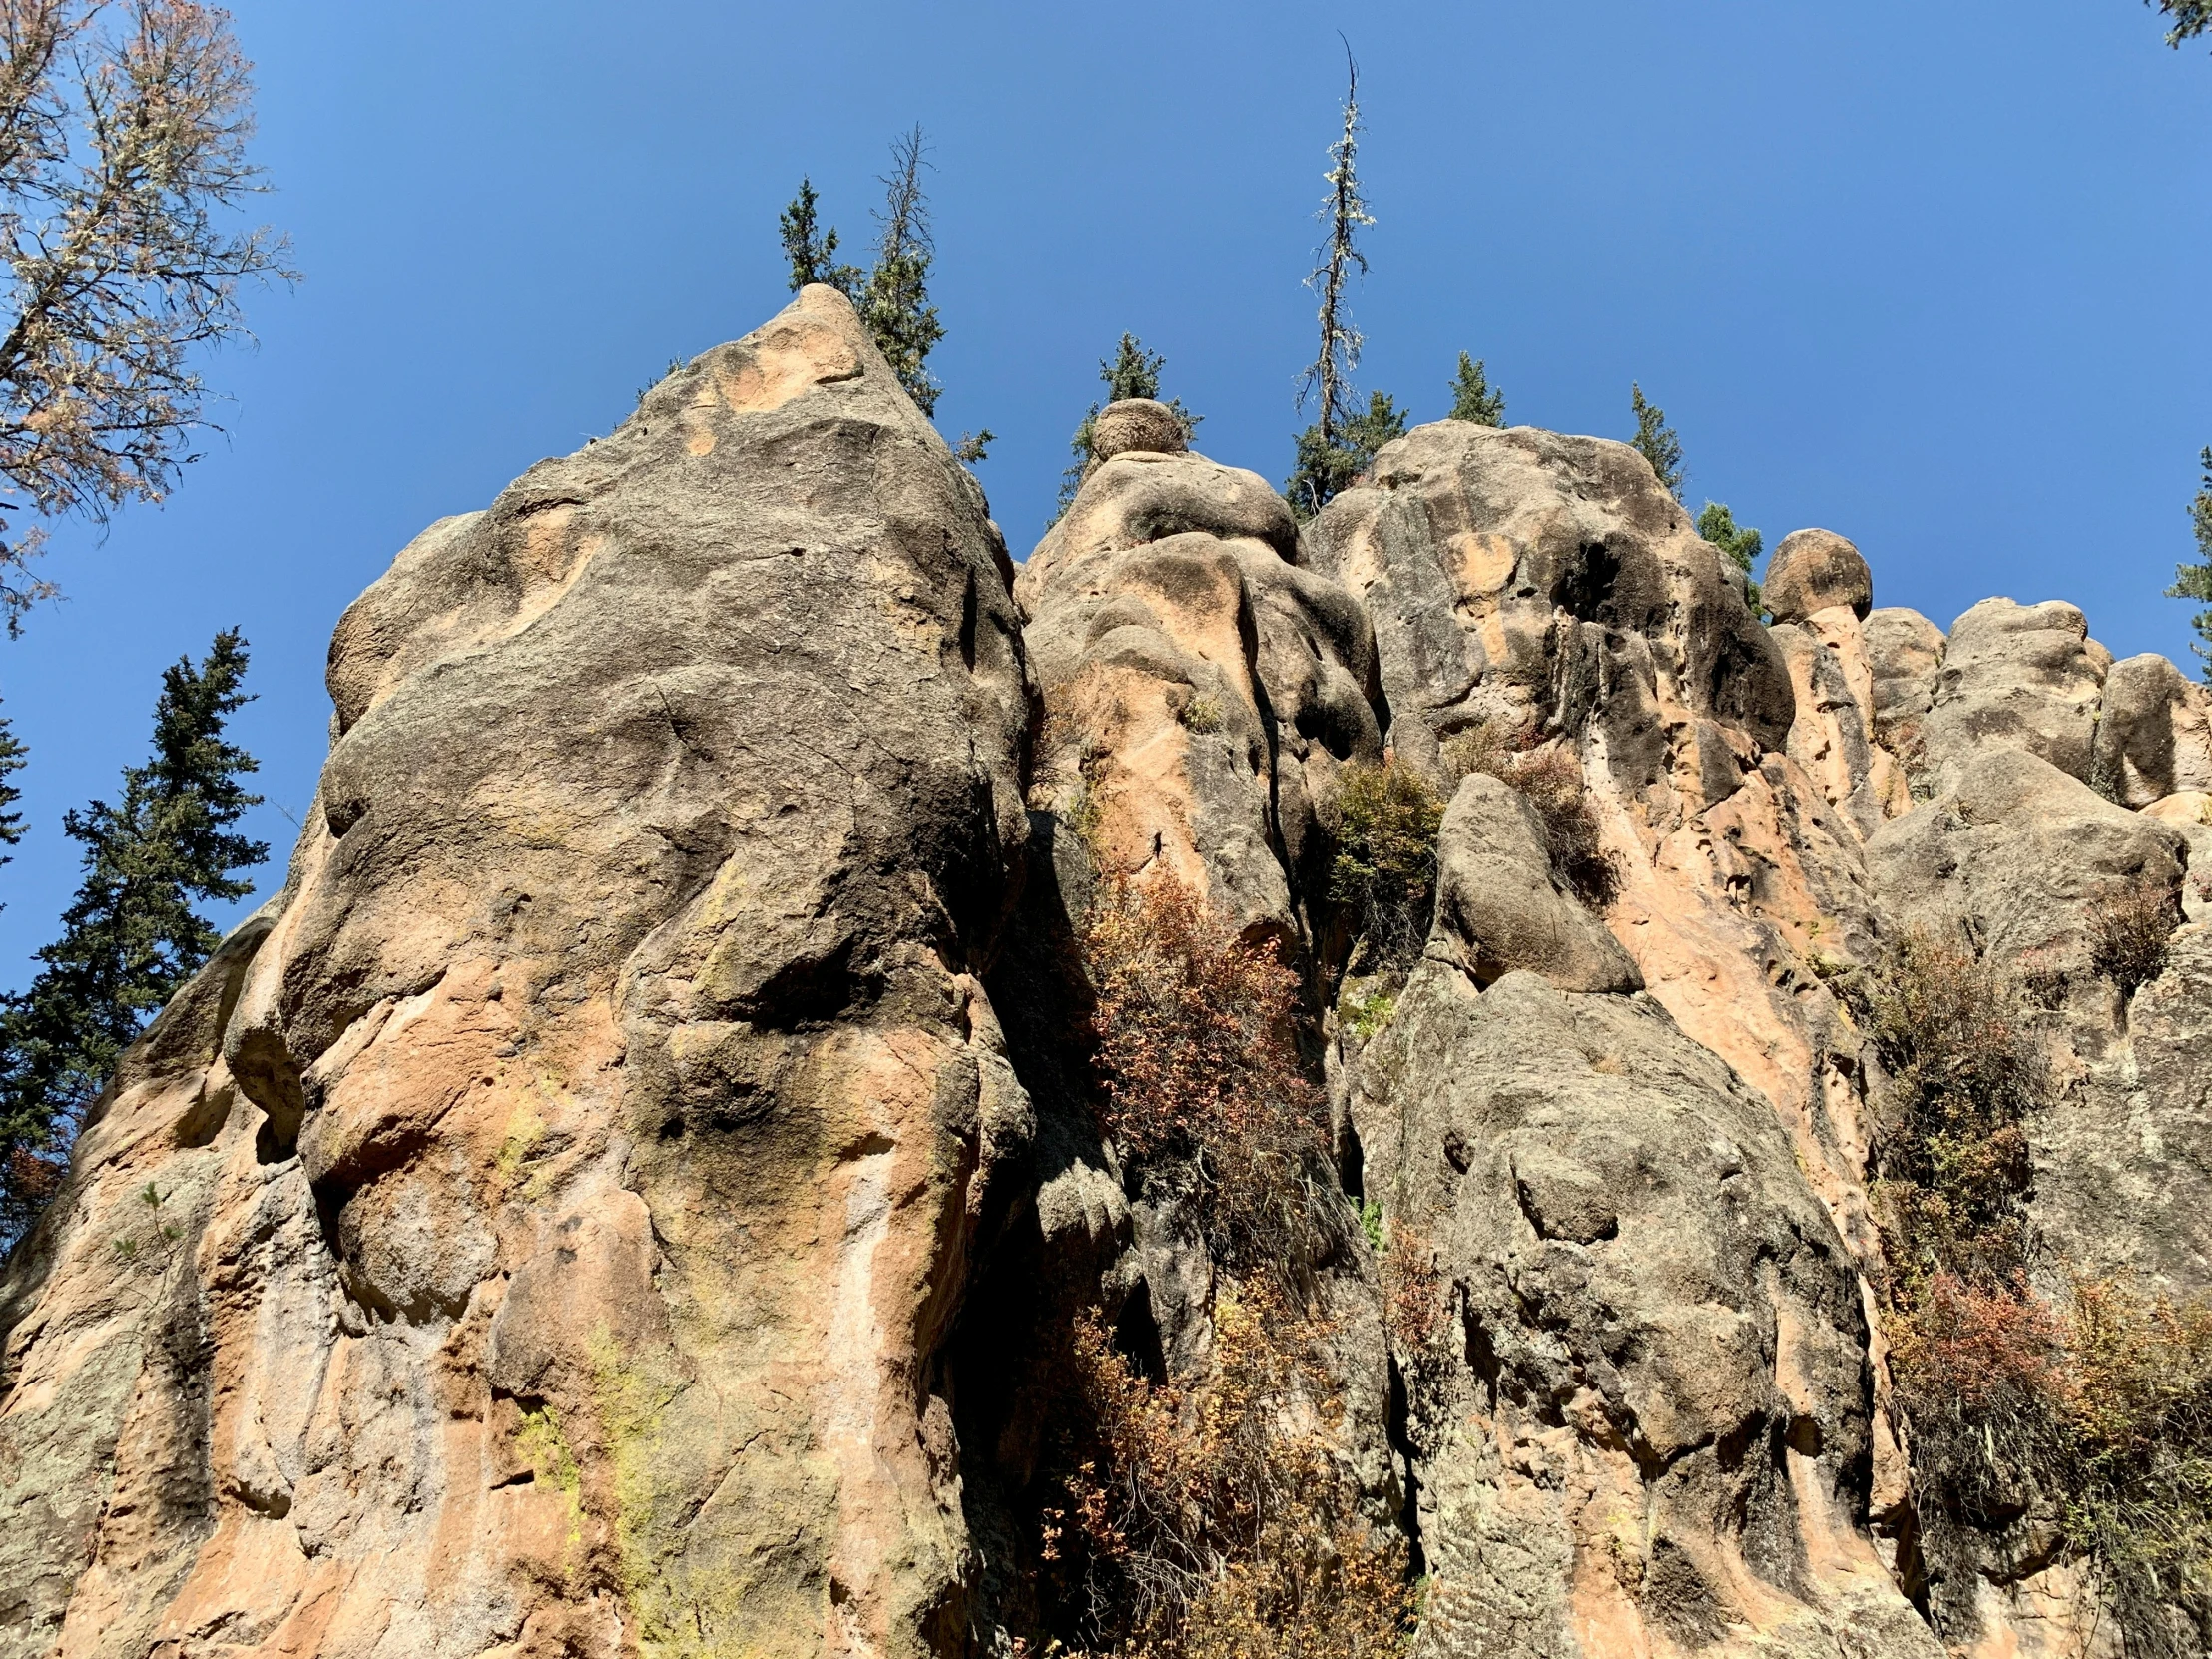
10 351 2212 1659
1 285 1037 1658
1765 528 1874 626
1352 957 1938 1658
1920 598 2108 790
1429 774 1642 994
1016 441 1382 944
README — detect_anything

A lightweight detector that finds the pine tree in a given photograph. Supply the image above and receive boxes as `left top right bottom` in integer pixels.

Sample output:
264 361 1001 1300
2167 447 2212 677
1288 391 1407 518
778 177 862 298
1697 501 1765 613
1631 383 1685 502
2153 0 2212 46
1448 353 1506 426
0 631 267 1238
1053 334 1202 518
1287 48 1389 522
775 133 945 415
0 704 26 882
861 126 945 417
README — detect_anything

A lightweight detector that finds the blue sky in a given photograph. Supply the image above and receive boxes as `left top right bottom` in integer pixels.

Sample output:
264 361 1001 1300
2 0 2209 978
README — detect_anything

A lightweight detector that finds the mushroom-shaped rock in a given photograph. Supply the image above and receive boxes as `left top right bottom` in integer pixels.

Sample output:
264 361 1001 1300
1091 397 1189 459
1430 773 1643 993
1764 528 1873 624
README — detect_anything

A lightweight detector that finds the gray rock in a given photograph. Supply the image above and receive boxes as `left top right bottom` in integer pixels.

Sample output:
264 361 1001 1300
1302 421 1793 788
1430 774 1642 993
1863 606 1945 755
1351 962 1939 1659
1765 528 1874 625
1865 746 2185 980
2 283 1041 1657
2091 651 2212 808
1921 598 2105 789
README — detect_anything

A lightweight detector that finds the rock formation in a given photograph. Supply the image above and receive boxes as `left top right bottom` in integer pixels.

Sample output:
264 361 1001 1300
5 313 2212 1659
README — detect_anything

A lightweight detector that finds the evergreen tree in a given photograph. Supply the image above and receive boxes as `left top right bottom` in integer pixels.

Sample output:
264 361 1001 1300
2167 447 2212 677
0 705 25 879
0 631 267 1238
777 177 862 299
1697 501 1765 613
1448 352 1506 426
2152 0 2212 46
1287 390 1408 517
1630 383 1685 502
775 131 945 415
1053 334 1202 518
1286 48 1382 523
861 126 945 417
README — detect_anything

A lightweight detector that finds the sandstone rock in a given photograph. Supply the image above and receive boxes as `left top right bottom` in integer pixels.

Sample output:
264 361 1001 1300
1089 397 1188 459
1350 962 1938 1658
2090 651 2212 808
1772 612 1909 837
1302 421 1793 787
1430 774 1642 993
1 285 1037 1658
1862 606 1946 783
1765 528 1874 625
1016 445 1382 944
1920 598 2106 789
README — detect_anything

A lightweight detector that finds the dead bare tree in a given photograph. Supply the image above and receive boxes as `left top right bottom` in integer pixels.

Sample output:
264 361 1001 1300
0 0 293 633
1300 41 1369 459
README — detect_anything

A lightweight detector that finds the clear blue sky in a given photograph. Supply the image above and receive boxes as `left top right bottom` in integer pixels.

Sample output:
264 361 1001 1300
3 0 2209 980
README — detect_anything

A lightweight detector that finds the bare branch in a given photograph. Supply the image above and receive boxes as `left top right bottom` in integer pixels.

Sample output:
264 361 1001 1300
1299 38 1371 451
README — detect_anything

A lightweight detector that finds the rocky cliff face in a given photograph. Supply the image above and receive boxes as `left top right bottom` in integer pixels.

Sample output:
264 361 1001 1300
4 295 2211 1659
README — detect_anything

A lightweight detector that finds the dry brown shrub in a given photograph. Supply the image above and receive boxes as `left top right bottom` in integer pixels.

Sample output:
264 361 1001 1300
1054 1281 1417 1658
2090 886 2181 998
1081 873 1331 1274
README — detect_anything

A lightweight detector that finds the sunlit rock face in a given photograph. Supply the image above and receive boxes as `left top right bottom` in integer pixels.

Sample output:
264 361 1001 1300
9 346 2212 1659
0 284 1037 1659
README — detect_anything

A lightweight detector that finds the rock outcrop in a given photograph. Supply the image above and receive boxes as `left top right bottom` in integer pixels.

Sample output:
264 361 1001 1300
0 285 1036 1659
6 337 2212 1659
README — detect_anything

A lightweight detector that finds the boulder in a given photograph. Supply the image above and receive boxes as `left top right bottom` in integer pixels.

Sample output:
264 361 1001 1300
1861 606 1946 773
0 285 1038 1658
1430 774 1642 993
1302 421 1794 788
2090 651 2212 808
1089 397 1188 459
1764 528 1874 625
1349 963 1939 1659
1919 598 2106 789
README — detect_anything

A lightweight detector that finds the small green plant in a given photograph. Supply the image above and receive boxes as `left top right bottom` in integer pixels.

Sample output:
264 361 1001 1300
1359 1198 1385 1254
112 1234 137 1261
1630 382 1684 502
1696 501 1764 613
1341 987 1395 1041
1447 352 1505 426
140 1181 161 1207
1328 759 1444 970
1179 695 1223 735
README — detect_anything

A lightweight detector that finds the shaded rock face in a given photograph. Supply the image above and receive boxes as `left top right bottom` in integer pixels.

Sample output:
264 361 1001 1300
0 286 1036 1658
1352 963 1937 1659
